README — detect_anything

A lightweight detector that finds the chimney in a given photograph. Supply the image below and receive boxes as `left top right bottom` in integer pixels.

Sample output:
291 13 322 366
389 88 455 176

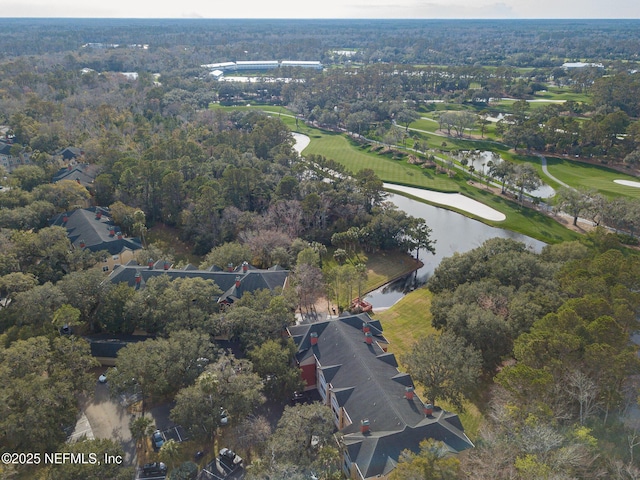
364 331 373 345
109 228 115 237
242 261 248 273
423 403 433 416
135 273 141 285
235 275 241 288
163 261 170 270
67 164 73 171
405 386 415 400
79 240 86 248
148 259 154 269
310 331 318 346
62 214 69 223
360 419 370 434
227 263 234 272
362 322 370 333
117 232 123 240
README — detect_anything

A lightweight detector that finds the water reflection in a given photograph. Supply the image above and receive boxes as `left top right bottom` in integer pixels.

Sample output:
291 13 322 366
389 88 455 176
365 193 547 309
458 150 555 199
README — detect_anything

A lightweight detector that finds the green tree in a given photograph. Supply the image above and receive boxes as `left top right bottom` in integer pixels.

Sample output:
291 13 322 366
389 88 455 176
267 403 336 468
159 439 181 470
402 332 482 409
97 282 137 333
202 241 253 270
0 336 92 452
0 272 37 301
405 218 436 261
168 462 198 480
556 187 589 227
52 303 81 331
130 415 154 454
109 330 215 410
171 353 265 440
249 339 303 400
10 164 47 191
488 160 514 194
388 440 460 480
47 438 131 480
511 163 541 204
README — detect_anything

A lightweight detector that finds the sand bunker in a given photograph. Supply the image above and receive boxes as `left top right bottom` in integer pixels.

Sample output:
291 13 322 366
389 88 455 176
614 179 640 188
383 184 507 222
292 132 310 154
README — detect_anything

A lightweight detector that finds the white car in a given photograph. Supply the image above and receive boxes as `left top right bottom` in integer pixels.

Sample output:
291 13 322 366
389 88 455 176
98 373 107 383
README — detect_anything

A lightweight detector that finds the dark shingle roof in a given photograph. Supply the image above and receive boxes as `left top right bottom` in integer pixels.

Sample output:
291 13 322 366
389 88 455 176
52 163 100 187
50 207 142 255
0 142 12 155
106 261 289 304
289 313 473 479
344 413 473 478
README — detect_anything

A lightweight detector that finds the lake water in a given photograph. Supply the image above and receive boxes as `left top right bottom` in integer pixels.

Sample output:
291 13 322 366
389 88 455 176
365 192 547 309
459 151 556 199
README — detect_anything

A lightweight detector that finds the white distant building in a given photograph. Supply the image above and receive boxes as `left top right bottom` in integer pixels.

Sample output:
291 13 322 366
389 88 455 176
281 60 323 70
235 61 279 70
562 62 604 69
201 61 237 71
202 60 323 73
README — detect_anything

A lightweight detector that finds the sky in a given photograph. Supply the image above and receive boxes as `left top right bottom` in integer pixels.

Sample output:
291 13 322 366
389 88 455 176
2 0 639 19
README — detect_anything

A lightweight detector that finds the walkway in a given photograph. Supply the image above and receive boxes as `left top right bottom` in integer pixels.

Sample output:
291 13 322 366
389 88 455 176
538 155 572 190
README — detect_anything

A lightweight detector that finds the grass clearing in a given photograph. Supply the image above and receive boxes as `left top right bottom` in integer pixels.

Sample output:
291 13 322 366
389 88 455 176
544 156 640 199
374 286 436 355
323 249 421 300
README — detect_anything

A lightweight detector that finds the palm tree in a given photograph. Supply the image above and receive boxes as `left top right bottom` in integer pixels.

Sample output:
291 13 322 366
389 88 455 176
130 416 154 454
159 439 181 470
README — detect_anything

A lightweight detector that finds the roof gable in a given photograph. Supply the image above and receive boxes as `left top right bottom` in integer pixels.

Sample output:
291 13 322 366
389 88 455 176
50 207 142 255
106 261 289 303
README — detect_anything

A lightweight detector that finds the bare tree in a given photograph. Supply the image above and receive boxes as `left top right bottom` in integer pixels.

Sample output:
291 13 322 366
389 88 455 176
565 369 600 425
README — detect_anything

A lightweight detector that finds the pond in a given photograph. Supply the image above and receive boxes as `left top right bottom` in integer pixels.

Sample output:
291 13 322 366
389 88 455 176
457 150 556 199
364 192 547 309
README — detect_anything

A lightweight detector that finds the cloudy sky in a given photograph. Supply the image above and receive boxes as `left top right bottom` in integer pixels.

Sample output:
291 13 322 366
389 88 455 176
2 0 639 19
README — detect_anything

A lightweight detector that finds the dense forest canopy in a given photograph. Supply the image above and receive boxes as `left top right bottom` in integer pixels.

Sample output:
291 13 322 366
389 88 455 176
1 18 640 65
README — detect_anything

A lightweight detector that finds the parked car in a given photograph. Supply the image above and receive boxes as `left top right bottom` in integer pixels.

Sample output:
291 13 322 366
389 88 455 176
220 407 229 426
290 391 309 405
219 448 243 469
98 372 107 383
151 430 164 450
142 461 167 476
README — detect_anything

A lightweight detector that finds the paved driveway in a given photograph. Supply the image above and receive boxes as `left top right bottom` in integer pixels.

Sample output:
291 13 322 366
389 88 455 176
83 381 136 465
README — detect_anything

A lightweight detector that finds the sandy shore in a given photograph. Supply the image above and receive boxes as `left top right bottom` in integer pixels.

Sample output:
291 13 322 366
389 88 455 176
383 183 506 222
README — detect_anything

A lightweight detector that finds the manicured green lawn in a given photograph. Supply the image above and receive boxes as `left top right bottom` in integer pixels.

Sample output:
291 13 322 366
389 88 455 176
303 131 460 192
374 286 436 355
544 156 640 199
534 87 590 103
322 250 421 300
